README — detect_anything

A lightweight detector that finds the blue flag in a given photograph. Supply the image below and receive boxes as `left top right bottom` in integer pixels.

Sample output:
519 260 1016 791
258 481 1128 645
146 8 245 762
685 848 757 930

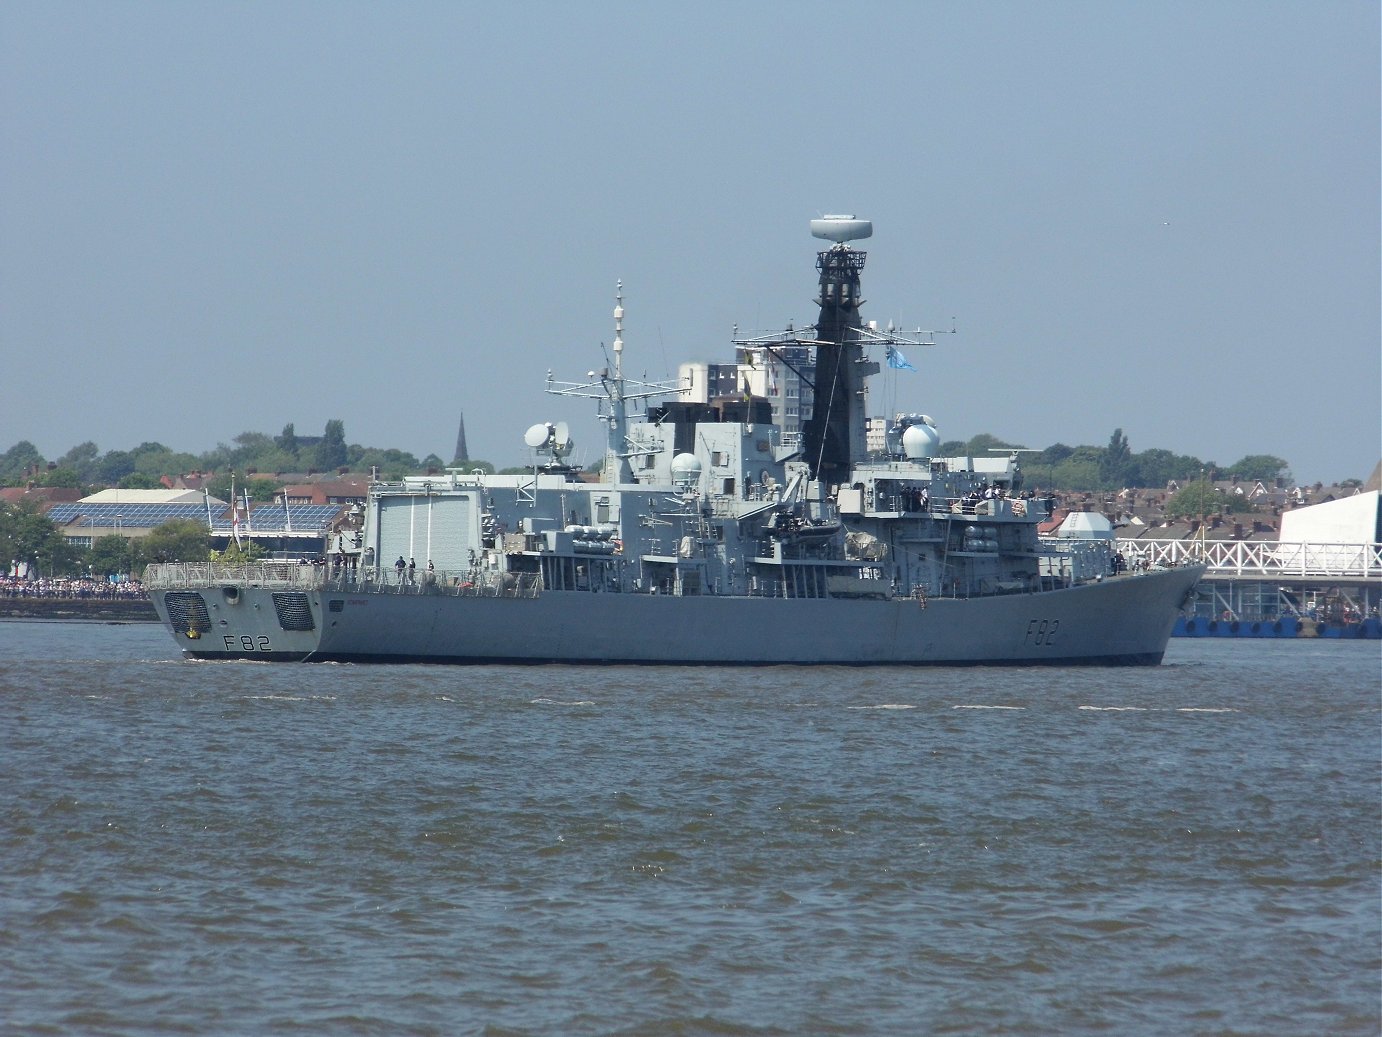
886 345 916 371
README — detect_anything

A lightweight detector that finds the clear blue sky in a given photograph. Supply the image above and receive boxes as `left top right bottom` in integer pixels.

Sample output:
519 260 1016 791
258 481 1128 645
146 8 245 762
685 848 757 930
3 1 1377 485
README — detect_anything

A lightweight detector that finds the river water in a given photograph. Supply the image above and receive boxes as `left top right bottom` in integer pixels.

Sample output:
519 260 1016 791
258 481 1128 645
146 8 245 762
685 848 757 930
1 621 1377 1036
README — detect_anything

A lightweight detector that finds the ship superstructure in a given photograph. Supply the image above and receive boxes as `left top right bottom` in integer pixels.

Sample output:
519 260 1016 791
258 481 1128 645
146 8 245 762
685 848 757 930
147 217 1202 665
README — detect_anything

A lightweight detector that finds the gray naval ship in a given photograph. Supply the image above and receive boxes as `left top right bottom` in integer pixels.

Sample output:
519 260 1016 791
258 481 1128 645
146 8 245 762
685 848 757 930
147 217 1203 665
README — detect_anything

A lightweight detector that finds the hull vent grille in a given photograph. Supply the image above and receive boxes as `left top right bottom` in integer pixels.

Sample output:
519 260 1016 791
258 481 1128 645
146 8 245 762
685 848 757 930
164 592 211 633
272 592 316 631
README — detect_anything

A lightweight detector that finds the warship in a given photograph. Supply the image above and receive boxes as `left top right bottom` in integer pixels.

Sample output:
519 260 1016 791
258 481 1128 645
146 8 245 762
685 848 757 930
146 217 1203 665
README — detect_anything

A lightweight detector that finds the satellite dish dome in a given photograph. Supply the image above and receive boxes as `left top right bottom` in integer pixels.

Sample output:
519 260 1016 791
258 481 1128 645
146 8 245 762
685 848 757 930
810 215 873 244
902 423 940 460
551 421 574 458
670 453 702 490
524 423 552 449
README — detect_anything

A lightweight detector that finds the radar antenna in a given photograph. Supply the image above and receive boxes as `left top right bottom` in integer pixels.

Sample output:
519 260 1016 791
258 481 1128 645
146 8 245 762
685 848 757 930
545 282 684 484
522 421 578 468
729 216 948 484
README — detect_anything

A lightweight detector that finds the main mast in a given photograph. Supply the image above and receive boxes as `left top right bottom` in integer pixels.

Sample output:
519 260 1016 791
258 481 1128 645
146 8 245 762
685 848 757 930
607 281 630 483
545 281 681 483
799 216 879 486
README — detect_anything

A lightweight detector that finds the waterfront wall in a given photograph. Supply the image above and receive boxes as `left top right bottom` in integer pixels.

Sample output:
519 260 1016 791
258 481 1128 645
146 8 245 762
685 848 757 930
0 597 158 622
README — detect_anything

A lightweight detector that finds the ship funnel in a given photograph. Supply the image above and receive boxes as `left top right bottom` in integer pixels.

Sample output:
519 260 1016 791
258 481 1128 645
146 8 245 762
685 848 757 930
810 216 873 244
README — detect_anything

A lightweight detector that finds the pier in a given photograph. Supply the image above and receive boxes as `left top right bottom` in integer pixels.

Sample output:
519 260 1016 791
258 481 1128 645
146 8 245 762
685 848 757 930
1118 537 1381 636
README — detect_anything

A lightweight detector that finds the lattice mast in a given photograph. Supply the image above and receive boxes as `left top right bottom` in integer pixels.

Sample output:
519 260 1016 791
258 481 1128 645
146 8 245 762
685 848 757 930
545 281 681 484
800 217 879 486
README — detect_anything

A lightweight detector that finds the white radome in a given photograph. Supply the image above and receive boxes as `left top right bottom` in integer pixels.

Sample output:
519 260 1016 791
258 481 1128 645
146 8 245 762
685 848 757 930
810 215 873 244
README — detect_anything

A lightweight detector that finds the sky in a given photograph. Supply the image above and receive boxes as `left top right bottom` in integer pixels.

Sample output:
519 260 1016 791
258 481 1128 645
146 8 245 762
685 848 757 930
2 1 1377 485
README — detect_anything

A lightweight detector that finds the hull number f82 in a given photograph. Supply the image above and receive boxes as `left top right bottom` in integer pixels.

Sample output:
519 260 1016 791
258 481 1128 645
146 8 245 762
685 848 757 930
225 635 272 652
1024 619 1060 646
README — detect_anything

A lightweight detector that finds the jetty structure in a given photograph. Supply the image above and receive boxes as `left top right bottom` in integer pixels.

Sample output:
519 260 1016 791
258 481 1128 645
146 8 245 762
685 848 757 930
1113 488 1381 638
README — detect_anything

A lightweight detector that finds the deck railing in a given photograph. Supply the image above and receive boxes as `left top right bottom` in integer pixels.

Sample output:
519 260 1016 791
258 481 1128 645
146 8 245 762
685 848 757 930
143 562 542 598
144 561 324 589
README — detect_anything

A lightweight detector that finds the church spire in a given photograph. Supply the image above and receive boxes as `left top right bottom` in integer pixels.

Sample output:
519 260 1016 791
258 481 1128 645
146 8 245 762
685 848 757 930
453 413 469 464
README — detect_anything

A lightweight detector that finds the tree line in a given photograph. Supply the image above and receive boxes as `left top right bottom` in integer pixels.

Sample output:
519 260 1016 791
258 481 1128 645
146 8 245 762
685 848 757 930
1 420 459 496
933 429 1299 494
2 423 1316 497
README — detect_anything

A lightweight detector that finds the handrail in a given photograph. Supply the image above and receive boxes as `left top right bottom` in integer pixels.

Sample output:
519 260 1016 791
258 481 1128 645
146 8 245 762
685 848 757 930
142 562 542 598
1116 539 1382 580
144 561 325 589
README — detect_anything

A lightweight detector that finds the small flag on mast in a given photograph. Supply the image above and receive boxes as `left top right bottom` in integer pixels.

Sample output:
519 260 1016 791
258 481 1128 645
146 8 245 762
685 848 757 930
886 345 916 371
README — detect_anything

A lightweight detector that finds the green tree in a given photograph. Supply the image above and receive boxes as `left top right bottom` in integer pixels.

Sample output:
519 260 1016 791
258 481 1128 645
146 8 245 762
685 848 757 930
95 449 137 485
56 441 101 483
275 423 299 457
0 500 82 575
37 466 83 489
315 420 348 470
352 447 421 480
1051 458 1102 491
245 476 280 502
118 472 162 489
1100 428 1132 487
207 473 279 503
0 441 45 484
208 431 300 475
1224 454 1291 482
141 519 210 563
86 534 137 578
1166 481 1250 520
965 433 1020 456
1132 448 1182 488
130 441 199 481
1036 443 1074 465
227 432 276 465
211 541 267 565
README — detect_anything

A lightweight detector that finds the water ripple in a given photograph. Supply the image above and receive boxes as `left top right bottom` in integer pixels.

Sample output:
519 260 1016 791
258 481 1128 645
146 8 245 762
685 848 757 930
0 624 1377 1035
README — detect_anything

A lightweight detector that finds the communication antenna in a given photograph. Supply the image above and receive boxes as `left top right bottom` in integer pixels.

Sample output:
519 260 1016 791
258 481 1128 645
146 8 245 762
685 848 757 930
522 420 577 467
551 421 574 460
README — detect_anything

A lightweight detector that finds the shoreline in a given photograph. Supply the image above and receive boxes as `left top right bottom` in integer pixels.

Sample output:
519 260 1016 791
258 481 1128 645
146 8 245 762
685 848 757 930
0 598 159 622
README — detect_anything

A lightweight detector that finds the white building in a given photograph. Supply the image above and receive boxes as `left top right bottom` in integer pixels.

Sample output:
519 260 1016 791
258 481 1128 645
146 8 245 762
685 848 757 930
865 417 889 456
680 345 817 449
1274 490 1381 572
1279 490 1381 544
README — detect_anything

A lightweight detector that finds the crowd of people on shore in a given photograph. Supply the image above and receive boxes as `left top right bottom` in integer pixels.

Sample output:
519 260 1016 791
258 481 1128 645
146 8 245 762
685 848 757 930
0 575 147 600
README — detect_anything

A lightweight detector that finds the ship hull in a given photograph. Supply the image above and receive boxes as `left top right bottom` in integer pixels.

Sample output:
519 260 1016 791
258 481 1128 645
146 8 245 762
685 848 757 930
152 566 1202 667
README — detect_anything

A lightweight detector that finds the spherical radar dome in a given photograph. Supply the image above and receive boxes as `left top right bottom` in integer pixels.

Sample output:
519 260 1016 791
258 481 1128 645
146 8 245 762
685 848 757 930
901 423 940 460
670 453 703 488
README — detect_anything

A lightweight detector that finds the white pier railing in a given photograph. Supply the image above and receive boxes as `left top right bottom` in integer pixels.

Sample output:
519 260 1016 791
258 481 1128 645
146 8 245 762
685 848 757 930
1117 539 1382 581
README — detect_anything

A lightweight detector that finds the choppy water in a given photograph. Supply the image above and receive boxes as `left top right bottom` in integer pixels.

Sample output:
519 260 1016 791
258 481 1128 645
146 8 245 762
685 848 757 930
1 621 1378 1036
